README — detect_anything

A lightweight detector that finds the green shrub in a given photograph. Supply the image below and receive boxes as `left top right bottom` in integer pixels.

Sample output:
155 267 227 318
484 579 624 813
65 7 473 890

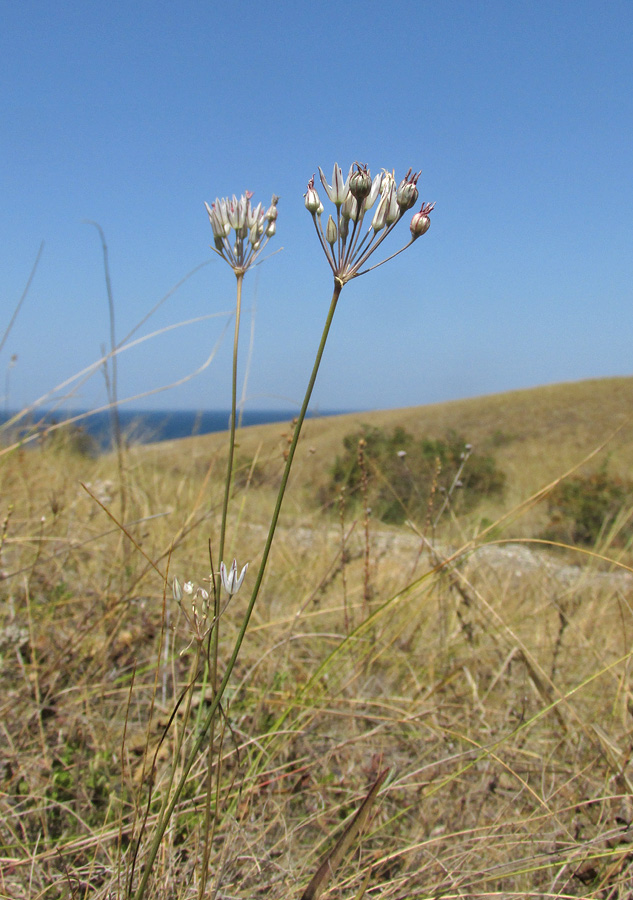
323 426 505 525
42 421 98 457
543 466 633 546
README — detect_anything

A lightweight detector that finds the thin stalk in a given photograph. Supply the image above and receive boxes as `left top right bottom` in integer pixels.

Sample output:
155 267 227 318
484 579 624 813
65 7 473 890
133 279 343 900
0 241 44 357
85 221 127 520
211 272 243 687
200 274 242 897
218 272 243 573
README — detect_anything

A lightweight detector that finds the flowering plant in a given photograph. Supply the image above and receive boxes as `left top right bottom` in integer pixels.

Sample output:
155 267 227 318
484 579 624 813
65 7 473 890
305 162 434 284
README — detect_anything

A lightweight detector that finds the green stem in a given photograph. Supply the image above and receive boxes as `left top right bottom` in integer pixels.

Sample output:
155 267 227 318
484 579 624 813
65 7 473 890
199 273 242 898
132 279 343 900
208 271 242 693
218 272 243 574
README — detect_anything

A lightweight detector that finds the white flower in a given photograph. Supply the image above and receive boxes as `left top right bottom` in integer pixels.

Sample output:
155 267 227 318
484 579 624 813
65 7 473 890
318 163 352 207
306 161 434 284
220 559 249 595
205 191 278 273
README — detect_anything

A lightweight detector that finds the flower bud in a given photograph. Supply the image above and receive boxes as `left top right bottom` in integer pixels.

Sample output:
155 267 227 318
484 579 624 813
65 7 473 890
371 193 389 232
341 194 359 222
410 201 435 239
349 164 372 201
304 176 321 214
396 168 420 211
326 214 337 245
266 195 279 221
410 212 430 238
364 174 382 212
265 220 276 237
380 170 396 198
247 202 262 229
385 187 399 225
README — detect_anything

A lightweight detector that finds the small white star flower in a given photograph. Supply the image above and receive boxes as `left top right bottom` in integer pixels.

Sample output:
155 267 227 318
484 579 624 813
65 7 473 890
220 559 249 596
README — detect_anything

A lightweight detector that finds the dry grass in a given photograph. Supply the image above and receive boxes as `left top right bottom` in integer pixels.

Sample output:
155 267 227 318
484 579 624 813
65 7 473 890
2 377 633 899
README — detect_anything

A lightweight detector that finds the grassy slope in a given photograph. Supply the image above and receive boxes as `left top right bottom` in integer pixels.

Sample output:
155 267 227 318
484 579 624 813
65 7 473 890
3 375 633 899
141 375 633 536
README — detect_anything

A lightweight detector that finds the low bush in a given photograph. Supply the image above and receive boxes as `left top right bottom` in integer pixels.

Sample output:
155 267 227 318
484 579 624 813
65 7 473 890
323 425 506 524
543 465 633 546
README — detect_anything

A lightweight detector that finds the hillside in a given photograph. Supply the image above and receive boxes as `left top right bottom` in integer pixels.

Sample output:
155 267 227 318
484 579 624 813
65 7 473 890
4 375 633 899
135 375 633 537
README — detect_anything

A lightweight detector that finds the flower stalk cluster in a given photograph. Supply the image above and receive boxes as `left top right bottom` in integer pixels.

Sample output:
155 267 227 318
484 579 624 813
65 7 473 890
172 576 213 645
135 160 435 900
172 559 248 649
305 162 434 284
205 191 279 275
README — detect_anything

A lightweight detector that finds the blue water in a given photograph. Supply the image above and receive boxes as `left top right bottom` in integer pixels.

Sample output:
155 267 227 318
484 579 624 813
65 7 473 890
1 408 350 452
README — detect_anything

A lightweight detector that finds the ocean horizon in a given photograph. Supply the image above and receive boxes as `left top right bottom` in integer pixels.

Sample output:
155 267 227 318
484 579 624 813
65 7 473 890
0 408 353 451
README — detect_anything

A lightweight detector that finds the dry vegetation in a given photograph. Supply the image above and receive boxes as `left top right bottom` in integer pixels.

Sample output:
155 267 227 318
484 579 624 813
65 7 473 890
3 376 633 899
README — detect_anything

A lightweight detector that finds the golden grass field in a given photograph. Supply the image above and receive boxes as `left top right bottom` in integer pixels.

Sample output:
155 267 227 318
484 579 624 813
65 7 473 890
3 375 633 899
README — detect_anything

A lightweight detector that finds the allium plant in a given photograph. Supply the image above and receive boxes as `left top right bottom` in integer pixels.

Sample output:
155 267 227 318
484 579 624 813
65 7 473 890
207 194 278 697
305 162 434 284
205 192 278 275
134 164 433 900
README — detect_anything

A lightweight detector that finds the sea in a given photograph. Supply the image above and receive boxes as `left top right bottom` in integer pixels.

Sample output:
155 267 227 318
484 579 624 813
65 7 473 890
0 408 350 453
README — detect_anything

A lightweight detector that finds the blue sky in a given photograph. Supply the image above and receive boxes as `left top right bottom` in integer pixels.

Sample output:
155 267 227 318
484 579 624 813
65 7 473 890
2 0 632 414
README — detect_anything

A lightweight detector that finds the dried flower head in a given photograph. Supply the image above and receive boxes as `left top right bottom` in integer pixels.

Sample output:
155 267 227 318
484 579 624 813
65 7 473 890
304 161 434 285
205 192 279 275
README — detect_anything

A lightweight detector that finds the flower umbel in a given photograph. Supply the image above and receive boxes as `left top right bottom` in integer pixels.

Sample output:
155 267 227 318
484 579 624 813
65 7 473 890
220 559 249 596
205 192 279 275
173 576 213 647
304 162 433 284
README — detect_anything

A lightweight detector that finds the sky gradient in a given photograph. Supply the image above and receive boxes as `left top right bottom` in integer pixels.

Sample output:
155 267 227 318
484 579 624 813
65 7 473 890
2 0 632 415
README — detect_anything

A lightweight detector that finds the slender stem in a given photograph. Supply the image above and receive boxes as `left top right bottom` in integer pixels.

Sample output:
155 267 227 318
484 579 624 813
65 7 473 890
198 274 243 897
311 215 336 271
0 241 44 356
218 271 243 573
209 272 242 690
133 279 343 900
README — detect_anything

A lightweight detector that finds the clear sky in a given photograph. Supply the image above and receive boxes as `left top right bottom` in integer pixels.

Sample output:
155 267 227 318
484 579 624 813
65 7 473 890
2 0 632 414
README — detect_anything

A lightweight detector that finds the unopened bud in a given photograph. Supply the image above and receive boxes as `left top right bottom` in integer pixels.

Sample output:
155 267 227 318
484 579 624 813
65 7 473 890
371 192 390 232
266 195 279 221
341 194 359 222
385 188 399 225
396 168 420 211
410 202 434 239
326 214 337 245
304 176 321 214
410 214 430 238
349 164 372 201
265 220 276 237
